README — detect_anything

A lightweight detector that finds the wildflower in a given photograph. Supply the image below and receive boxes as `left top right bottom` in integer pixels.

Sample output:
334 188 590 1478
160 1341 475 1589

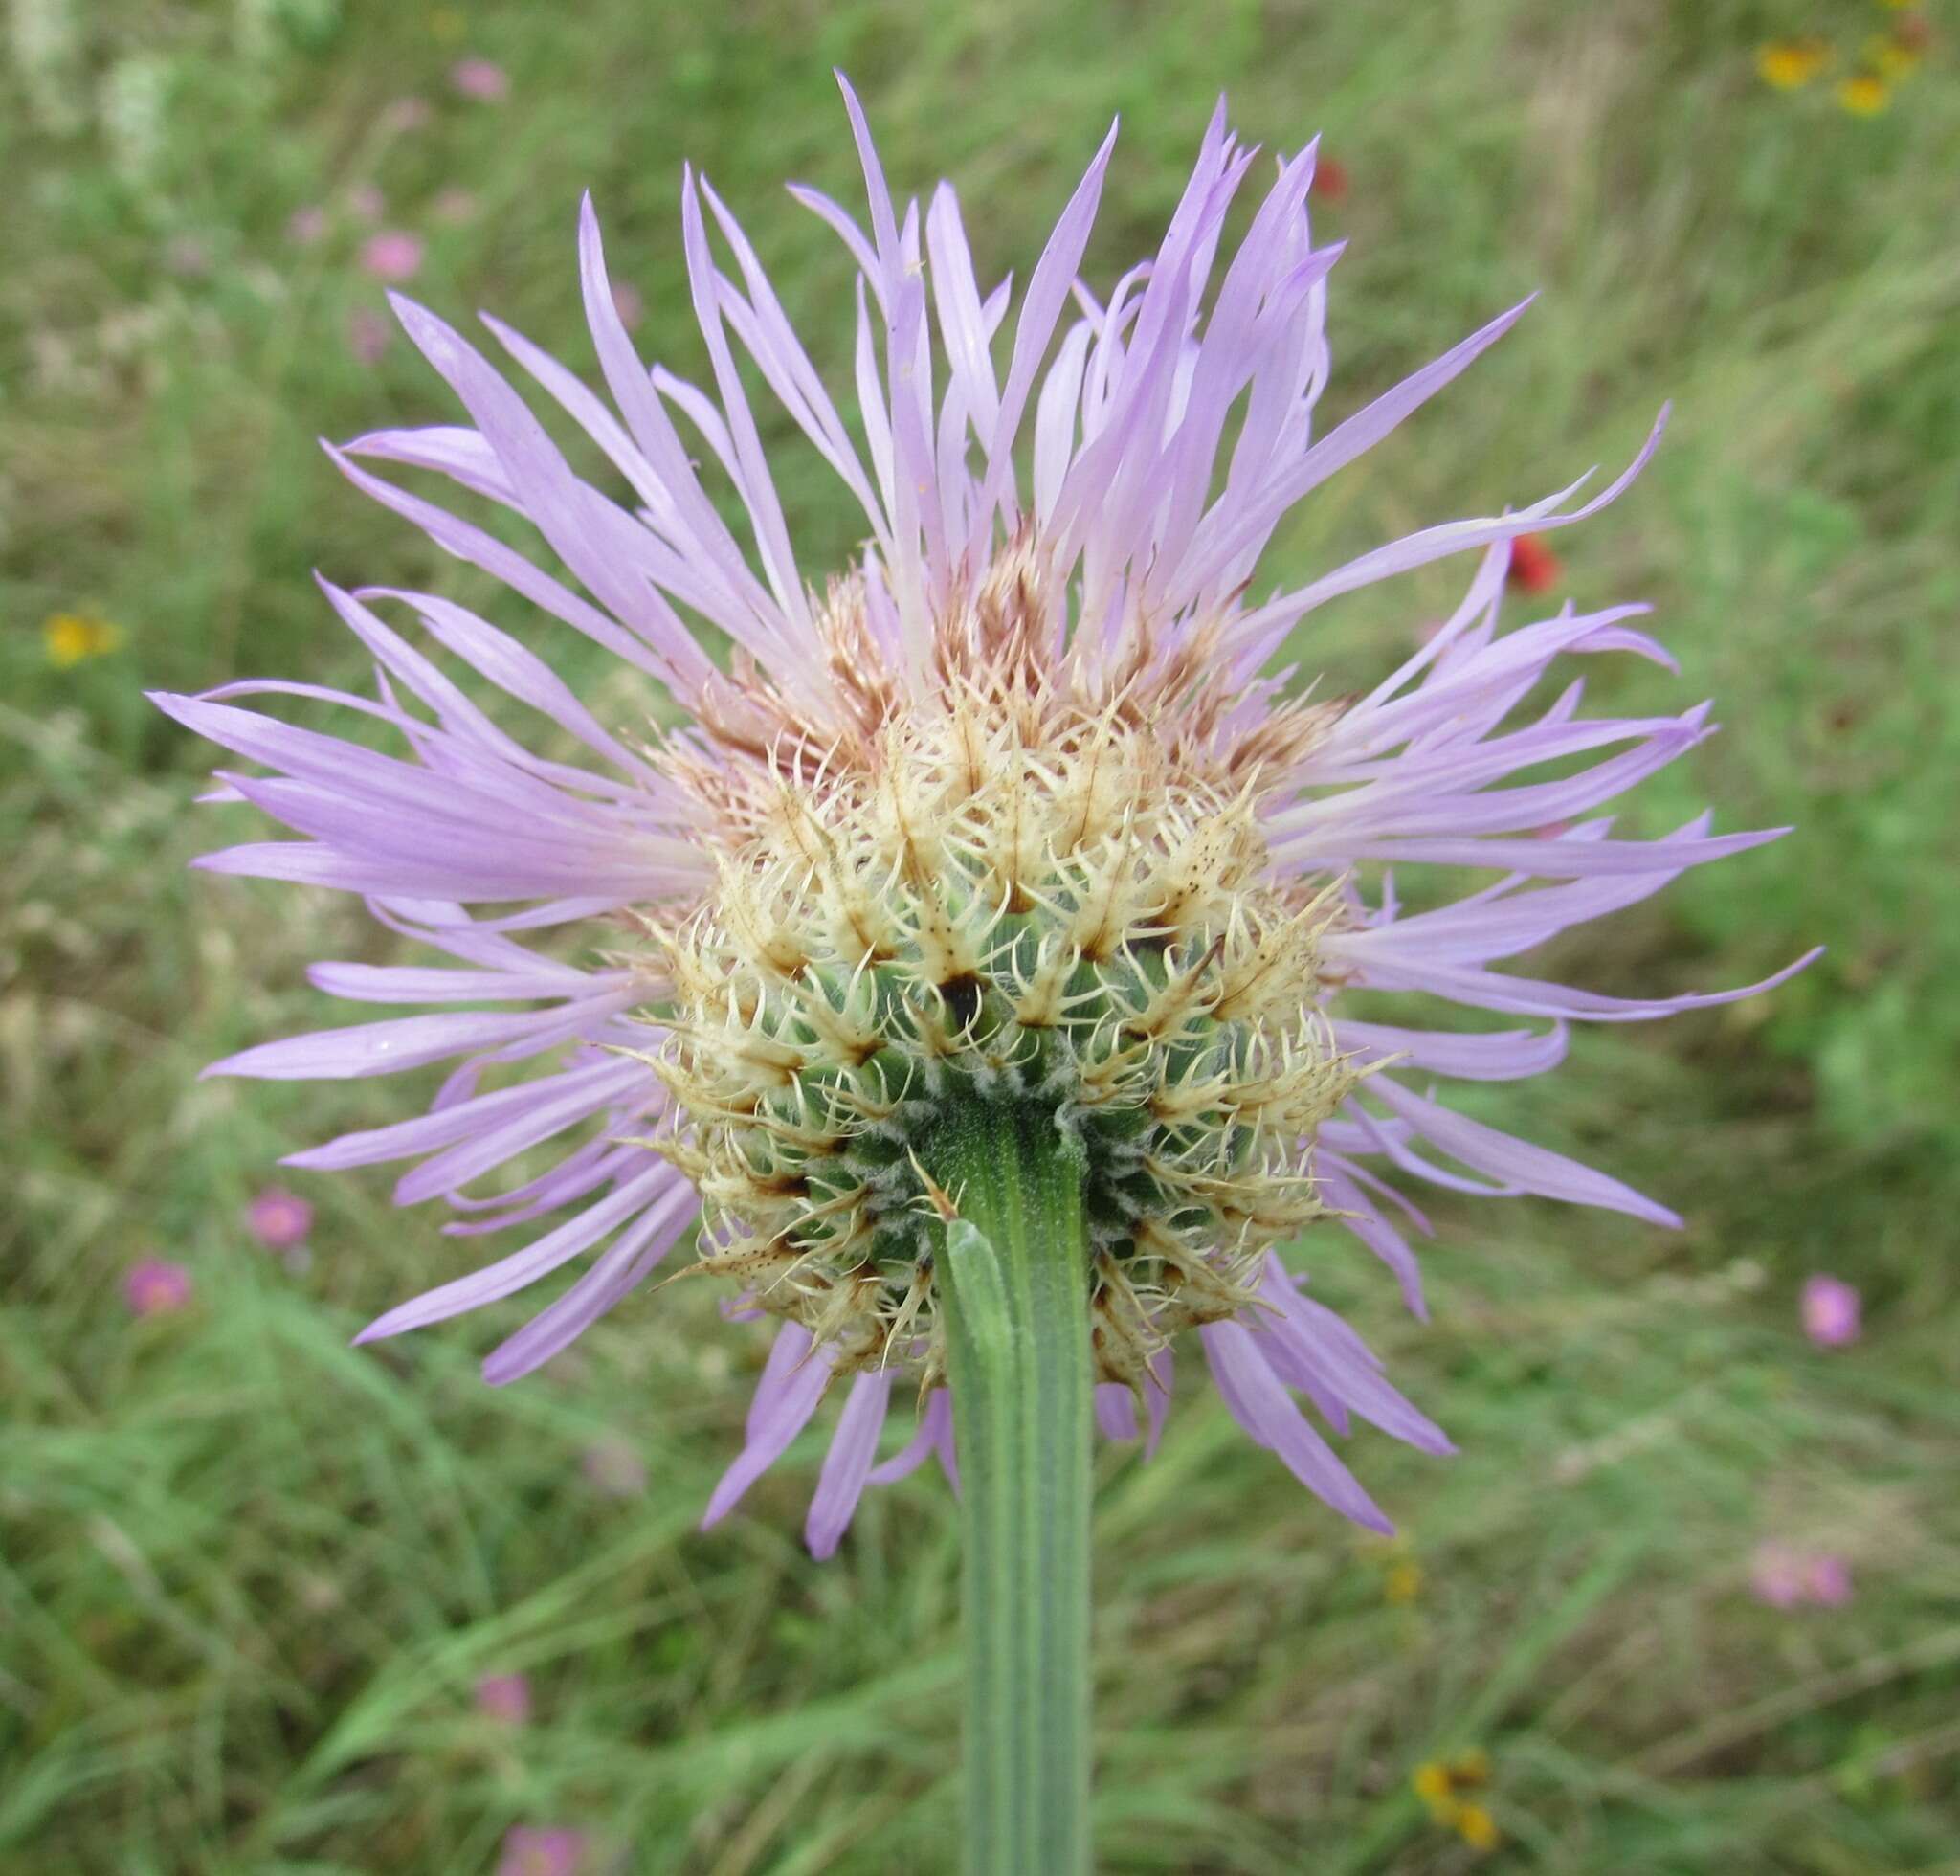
1505 530 1561 592
1802 1274 1860 1347
245 1185 314 1250
1384 1559 1423 1604
1756 39 1833 89
287 204 329 246
1837 74 1891 114
346 307 391 365
476 1672 532 1723
452 56 510 102
497 1827 588 1876
1309 155 1348 203
1413 1753 1498 1848
1806 1552 1853 1606
1863 33 1923 78
43 612 123 666
158 83 1812 1553
360 231 425 283
125 1259 192 1316
1751 1540 1855 1607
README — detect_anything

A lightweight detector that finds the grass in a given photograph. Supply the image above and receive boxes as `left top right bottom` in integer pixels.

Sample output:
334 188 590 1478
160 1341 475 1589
4 0 1957 1869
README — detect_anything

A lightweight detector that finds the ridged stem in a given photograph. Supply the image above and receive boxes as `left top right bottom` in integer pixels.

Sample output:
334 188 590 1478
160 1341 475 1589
932 1101 1093 1876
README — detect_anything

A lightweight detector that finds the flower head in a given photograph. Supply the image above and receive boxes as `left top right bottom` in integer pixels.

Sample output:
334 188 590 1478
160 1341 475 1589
158 83 1811 1552
44 611 123 666
360 230 425 283
1837 74 1891 115
125 1259 192 1316
452 56 510 102
1757 38 1834 90
246 1185 314 1250
1801 1274 1860 1347
476 1672 532 1723
497 1827 587 1876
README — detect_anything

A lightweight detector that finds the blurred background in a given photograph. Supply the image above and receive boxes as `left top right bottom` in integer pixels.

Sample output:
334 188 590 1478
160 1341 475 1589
4 2 1956 1870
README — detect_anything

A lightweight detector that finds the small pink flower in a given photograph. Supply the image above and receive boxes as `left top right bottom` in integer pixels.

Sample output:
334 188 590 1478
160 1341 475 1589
476 1673 532 1724
452 56 510 102
125 1260 192 1317
347 184 386 225
381 95 432 134
360 231 425 283
610 281 644 331
433 187 479 225
580 1439 647 1499
246 1186 314 1251
347 307 392 365
498 1827 588 1876
1805 1553 1853 1607
1801 1274 1860 1348
286 204 329 246
1748 1542 1805 1609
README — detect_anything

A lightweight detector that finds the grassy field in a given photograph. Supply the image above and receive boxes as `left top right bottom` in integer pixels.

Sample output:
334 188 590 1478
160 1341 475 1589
5 1 1958 1870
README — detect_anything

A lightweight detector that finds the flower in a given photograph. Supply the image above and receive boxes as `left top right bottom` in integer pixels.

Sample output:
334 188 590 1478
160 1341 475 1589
497 1827 588 1876
1505 531 1560 592
125 1259 192 1316
360 231 425 283
1309 155 1348 202
476 1672 532 1723
1802 1274 1860 1347
1864 34 1924 79
452 56 510 102
43 612 123 666
287 204 329 247
1757 39 1833 89
1413 1751 1498 1847
157 82 1812 1555
382 95 433 134
1751 1541 1854 1607
245 1185 314 1250
1383 1558 1424 1604
1837 74 1891 114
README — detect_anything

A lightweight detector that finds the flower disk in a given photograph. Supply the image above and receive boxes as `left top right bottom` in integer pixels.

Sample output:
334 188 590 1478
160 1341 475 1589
645 695 1360 1397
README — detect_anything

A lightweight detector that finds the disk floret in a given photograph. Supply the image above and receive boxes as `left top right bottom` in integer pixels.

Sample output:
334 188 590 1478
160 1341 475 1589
644 698 1360 1394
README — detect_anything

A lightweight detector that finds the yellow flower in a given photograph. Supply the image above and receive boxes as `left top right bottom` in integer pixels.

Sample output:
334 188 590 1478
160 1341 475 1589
1411 1761 1455 1812
42 612 125 666
1456 1803 1501 1851
1384 1560 1424 1605
1864 34 1922 78
1756 37 1833 88
1837 73 1892 113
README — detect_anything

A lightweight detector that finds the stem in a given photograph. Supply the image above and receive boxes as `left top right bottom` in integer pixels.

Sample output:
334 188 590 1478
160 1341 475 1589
933 1101 1093 1876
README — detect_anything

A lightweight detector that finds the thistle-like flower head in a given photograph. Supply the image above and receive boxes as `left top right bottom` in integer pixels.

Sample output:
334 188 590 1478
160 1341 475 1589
155 80 1812 1550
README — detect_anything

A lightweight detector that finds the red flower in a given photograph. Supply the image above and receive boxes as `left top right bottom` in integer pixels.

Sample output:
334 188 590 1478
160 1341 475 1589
1311 157 1348 204
1507 533 1561 593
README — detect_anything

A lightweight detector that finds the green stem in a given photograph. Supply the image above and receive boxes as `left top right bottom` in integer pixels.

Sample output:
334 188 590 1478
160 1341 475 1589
932 1100 1094 1876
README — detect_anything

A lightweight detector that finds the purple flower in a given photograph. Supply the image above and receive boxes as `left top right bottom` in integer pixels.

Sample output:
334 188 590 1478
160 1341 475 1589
246 1184 314 1250
475 1672 532 1723
360 231 425 283
451 56 510 102
497 1827 587 1876
157 81 1813 1554
1805 1553 1853 1606
125 1259 192 1317
1801 1274 1860 1347
1750 1542 1854 1608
